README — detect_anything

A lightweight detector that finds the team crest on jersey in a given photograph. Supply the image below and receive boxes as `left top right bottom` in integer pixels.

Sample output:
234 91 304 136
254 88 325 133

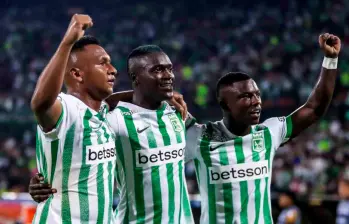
168 114 183 132
252 131 265 152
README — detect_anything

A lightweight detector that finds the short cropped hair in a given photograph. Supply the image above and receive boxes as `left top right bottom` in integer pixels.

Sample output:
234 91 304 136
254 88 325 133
216 72 251 99
71 35 101 52
127 45 163 75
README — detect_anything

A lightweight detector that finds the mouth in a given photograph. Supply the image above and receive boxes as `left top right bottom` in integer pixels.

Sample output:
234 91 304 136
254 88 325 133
249 108 261 118
107 77 115 86
159 82 173 90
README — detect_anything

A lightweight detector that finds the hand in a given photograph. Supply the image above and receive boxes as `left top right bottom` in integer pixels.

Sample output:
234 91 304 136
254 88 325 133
61 14 93 46
29 173 57 203
167 92 188 120
319 33 341 58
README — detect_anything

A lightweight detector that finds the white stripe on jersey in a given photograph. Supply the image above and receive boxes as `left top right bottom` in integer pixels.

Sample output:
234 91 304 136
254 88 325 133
33 93 116 224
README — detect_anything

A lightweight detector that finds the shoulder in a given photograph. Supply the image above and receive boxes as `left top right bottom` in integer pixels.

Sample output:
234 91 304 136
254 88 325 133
262 117 286 127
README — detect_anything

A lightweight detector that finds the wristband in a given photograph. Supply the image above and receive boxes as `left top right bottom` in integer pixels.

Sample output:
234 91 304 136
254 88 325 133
322 57 338 69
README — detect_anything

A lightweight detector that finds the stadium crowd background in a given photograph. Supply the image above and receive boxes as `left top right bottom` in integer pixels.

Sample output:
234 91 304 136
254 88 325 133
1 0 349 222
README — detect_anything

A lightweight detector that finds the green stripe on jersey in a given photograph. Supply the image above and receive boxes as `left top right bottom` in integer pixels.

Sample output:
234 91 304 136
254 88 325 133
79 110 93 222
146 125 162 224
118 106 146 224
102 126 114 223
285 116 293 138
38 197 52 224
156 109 170 223
174 112 184 143
218 148 234 224
262 128 273 223
200 127 216 223
234 137 249 224
251 129 261 224
96 128 105 223
61 123 76 224
37 134 48 181
35 132 42 174
115 134 129 223
50 139 59 184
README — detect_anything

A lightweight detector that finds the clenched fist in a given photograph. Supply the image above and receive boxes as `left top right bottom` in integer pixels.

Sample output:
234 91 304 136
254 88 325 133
62 14 93 46
319 33 341 58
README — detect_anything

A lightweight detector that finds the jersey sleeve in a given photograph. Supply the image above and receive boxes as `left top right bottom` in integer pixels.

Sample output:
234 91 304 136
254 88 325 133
185 112 197 130
106 108 120 135
39 93 79 140
263 116 293 149
185 123 203 162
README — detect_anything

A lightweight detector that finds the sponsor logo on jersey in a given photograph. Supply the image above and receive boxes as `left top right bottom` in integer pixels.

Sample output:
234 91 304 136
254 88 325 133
252 131 265 152
209 160 269 184
168 114 183 133
136 143 185 167
86 141 116 165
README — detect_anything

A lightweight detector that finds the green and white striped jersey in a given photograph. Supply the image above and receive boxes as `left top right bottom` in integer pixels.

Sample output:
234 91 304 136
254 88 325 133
33 93 116 224
107 101 194 224
185 116 293 224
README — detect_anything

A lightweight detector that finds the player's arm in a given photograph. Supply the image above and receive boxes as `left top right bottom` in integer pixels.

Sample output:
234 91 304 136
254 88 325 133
105 90 133 110
105 90 188 119
30 14 93 132
288 33 340 138
29 173 57 203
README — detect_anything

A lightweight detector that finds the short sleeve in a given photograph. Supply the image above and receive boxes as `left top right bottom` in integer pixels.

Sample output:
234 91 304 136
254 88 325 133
40 93 79 140
262 116 293 149
185 112 197 130
185 123 203 162
106 108 120 135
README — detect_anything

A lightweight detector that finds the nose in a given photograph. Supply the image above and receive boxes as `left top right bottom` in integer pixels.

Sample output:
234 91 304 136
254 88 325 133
251 94 261 106
108 64 117 77
163 69 174 79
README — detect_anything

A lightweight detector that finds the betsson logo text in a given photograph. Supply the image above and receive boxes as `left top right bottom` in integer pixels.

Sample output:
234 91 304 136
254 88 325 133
86 141 116 165
136 143 186 168
209 160 269 184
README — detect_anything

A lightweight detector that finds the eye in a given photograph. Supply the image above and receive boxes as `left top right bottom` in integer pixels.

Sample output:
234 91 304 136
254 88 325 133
155 67 162 72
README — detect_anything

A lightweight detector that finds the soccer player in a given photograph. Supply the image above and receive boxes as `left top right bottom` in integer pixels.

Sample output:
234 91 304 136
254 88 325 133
30 14 118 223
107 45 195 223
184 33 341 223
29 45 194 224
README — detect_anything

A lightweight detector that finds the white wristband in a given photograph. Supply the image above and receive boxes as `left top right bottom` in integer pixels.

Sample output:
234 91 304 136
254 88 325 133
322 57 338 69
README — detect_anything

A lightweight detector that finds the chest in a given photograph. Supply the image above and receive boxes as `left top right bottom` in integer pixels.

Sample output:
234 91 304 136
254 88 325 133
199 131 273 166
120 112 185 149
77 109 116 165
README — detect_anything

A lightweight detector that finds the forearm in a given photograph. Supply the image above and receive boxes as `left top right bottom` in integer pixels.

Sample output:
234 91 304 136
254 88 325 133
105 90 133 110
31 43 72 113
304 64 337 117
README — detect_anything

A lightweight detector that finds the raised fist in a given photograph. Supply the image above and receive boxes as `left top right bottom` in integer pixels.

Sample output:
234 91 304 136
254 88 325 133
319 33 341 58
62 14 93 46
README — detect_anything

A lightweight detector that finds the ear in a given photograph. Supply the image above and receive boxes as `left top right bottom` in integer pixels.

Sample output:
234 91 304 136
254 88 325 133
69 68 83 83
130 73 139 85
219 100 229 111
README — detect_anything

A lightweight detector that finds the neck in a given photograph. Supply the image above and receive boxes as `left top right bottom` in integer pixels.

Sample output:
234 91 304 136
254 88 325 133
132 90 163 110
223 114 251 136
67 89 102 112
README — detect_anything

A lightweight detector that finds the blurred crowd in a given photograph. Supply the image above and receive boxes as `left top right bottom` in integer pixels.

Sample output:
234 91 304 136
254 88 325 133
1 0 349 212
